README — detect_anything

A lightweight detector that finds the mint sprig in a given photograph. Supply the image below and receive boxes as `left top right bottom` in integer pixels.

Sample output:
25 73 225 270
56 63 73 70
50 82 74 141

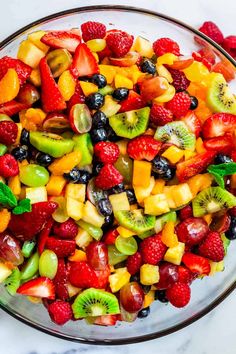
207 162 236 188
0 182 31 215
12 198 31 215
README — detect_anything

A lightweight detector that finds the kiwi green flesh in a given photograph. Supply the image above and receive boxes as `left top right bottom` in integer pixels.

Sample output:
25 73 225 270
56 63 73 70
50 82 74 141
30 131 75 158
114 210 156 234
72 288 120 318
154 121 196 151
192 187 236 217
4 268 21 296
109 107 150 139
154 211 177 234
207 74 236 114
73 133 93 167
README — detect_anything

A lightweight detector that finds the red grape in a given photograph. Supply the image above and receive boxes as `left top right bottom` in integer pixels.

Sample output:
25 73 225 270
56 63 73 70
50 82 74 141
86 241 108 270
176 217 209 246
179 205 193 220
17 83 40 106
156 262 179 289
210 213 231 233
0 232 24 265
120 282 144 313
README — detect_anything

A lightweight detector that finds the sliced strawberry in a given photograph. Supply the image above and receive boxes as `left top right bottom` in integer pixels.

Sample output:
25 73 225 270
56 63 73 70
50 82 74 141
127 135 162 161
17 277 55 299
0 56 32 85
37 219 54 255
46 237 76 258
181 112 201 137
168 57 194 70
202 113 236 138
68 261 99 288
102 228 119 245
182 252 210 275
119 90 145 113
204 134 235 154
41 30 81 52
94 314 118 326
54 258 69 301
176 151 216 182
0 100 29 116
95 265 110 288
67 81 85 113
70 43 99 78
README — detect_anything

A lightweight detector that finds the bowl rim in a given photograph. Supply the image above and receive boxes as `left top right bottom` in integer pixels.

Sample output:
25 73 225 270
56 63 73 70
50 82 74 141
1 4 236 345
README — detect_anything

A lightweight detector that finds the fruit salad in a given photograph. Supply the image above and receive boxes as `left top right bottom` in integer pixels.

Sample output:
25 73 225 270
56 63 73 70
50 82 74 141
0 20 236 327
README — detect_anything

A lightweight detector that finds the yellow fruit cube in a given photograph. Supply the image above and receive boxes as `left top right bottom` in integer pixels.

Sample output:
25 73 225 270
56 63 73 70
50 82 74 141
26 186 47 204
196 137 207 154
46 175 67 196
171 183 193 208
133 36 154 58
0 209 11 233
17 40 46 68
82 201 104 227
0 263 12 283
184 150 196 160
79 81 98 96
67 282 81 297
29 68 41 87
157 53 178 66
161 221 178 247
49 151 81 175
117 226 136 238
134 176 155 204
143 290 155 308
58 70 76 101
101 95 121 117
8 175 21 196
162 146 184 164
164 242 185 265
99 65 116 84
109 267 131 293
187 173 213 197
66 197 84 221
183 61 209 82
209 260 224 276
163 186 176 209
144 194 170 216
0 69 20 104
115 74 133 89
151 179 165 195
27 30 49 53
68 249 87 262
13 123 23 146
109 192 130 212
133 160 152 188
65 183 86 203
75 228 93 248
156 64 173 83
140 264 159 285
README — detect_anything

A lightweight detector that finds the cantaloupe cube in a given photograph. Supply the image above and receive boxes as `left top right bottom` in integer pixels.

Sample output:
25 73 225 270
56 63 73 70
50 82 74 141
133 36 154 58
144 194 170 216
164 242 185 265
151 179 165 194
109 267 131 293
171 183 193 208
162 146 184 164
65 183 86 203
28 30 49 53
134 176 155 204
109 192 130 212
80 81 98 96
66 197 84 221
82 201 104 227
196 137 207 154
184 150 196 160
17 40 46 68
133 160 152 188
68 249 87 262
161 221 178 247
140 264 159 285
46 175 67 196
8 175 21 196
26 186 47 204
29 68 41 87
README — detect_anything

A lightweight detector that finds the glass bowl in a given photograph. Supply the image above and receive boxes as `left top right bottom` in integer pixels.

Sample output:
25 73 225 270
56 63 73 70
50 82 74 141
0 5 236 345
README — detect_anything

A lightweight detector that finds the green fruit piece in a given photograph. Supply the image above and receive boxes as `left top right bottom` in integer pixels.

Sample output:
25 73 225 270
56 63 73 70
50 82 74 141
154 211 177 234
221 233 230 254
3 267 21 295
98 85 114 96
0 144 7 156
21 252 39 280
22 240 36 258
72 288 120 318
39 250 58 279
154 121 196 151
0 113 12 122
73 133 93 167
30 131 75 158
76 220 103 240
46 49 72 78
51 196 69 223
114 155 133 184
138 229 155 240
62 131 74 139
207 73 236 114
86 39 106 52
192 187 236 217
108 245 128 265
109 107 150 139
115 236 138 256
114 210 156 234
20 164 49 187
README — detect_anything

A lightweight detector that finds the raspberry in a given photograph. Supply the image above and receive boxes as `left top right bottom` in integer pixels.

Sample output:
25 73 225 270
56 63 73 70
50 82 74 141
198 231 224 262
198 21 224 45
0 154 19 178
94 141 120 164
81 21 106 42
166 282 191 308
106 30 134 58
0 121 18 145
179 205 193 221
53 219 78 239
46 237 76 258
223 35 236 50
140 234 167 265
150 104 173 127
127 135 162 161
48 300 73 325
177 266 195 284
126 251 142 275
153 37 180 57
168 68 190 92
95 164 123 190
166 92 191 118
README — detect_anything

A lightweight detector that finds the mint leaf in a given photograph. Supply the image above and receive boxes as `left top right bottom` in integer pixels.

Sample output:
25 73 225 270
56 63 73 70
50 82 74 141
12 198 32 215
207 163 236 188
0 182 17 208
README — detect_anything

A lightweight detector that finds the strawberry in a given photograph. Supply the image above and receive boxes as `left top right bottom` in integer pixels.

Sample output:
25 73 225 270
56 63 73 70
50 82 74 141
119 90 145 113
179 205 193 221
0 121 18 145
94 314 118 326
46 237 76 257
166 92 191 118
126 252 142 275
81 21 106 42
192 51 212 71
153 37 180 57
53 219 78 239
176 151 216 182
68 261 99 288
39 57 66 113
8 201 58 240
70 43 99 78
150 104 173 127
95 164 123 190
106 30 134 58
182 252 210 275
17 277 55 299
48 300 73 325
0 154 19 178
37 218 54 255
198 47 216 65
41 30 81 52
97 45 112 61
102 228 119 245
54 258 69 301
202 113 236 138
127 135 162 161
94 141 120 164
166 282 191 308
198 231 224 262
177 266 195 284
168 68 190 92
0 100 29 116
223 35 236 50
95 265 110 288
204 134 234 154
0 56 32 85
198 21 224 45
140 233 167 265
181 112 201 137
67 81 85 112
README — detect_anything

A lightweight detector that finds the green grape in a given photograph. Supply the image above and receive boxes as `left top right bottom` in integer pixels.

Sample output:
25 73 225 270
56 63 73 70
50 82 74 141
22 240 36 258
20 164 49 187
21 252 39 280
108 245 128 265
86 39 106 52
0 144 7 156
115 236 138 256
77 220 103 240
114 155 133 184
98 85 114 96
39 250 58 279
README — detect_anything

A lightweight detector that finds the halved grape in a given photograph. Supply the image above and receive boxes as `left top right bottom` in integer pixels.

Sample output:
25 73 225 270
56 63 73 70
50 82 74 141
115 236 138 256
42 113 70 133
20 164 49 187
108 245 128 265
69 104 92 134
120 282 144 313
46 49 72 78
0 233 24 265
114 155 133 184
0 114 12 122
0 143 7 156
86 39 106 52
21 252 39 280
39 250 58 279
17 83 40 105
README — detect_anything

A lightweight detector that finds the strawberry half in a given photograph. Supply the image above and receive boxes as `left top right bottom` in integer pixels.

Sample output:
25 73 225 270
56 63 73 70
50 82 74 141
182 252 210 275
70 43 99 78
41 30 81 52
68 261 99 288
202 113 236 138
127 135 162 161
46 237 76 258
17 277 55 299
0 100 29 116
204 134 235 154
67 81 85 113
0 56 32 85
37 219 54 255
94 314 118 326
119 90 145 113
95 265 110 288
181 112 201 138
54 258 69 301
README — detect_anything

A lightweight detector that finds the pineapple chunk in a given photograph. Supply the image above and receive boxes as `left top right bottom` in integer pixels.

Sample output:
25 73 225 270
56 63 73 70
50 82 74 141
171 183 193 208
151 179 165 195
0 263 12 283
162 146 184 164
184 150 196 160
67 282 81 297
187 173 213 197
101 95 121 117
28 30 49 53
114 74 133 89
17 40 46 68
80 81 98 96
133 160 152 188
209 261 224 276
99 65 116 84
46 175 67 196
164 242 185 265
82 201 104 227
140 264 159 285
117 226 136 238
163 186 176 209
109 267 131 293
109 192 130 212
65 183 86 202
66 197 84 221
133 36 154 58
75 228 93 248
29 68 41 87
26 187 47 204
143 290 155 308
144 194 170 216
134 176 155 204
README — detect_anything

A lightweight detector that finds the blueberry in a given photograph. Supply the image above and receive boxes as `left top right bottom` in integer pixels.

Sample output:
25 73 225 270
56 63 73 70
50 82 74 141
85 93 104 110
109 183 125 194
102 214 114 231
225 217 236 240
140 58 156 75
92 111 108 128
77 170 92 184
161 167 176 181
20 129 30 145
98 198 113 216
11 145 28 161
155 290 169 303
93 161 103 175
126 189 137 204
36 152 53 167
64 167 80 183
91 74 107 88
112 88 129 101
90 128 108 144
138 307 150 318
152 156 170 175
214 154 232 164
106 125 120 142
190 96 198 110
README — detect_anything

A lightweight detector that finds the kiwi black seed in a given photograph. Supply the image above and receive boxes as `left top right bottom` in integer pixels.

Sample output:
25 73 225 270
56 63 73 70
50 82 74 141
114 210 156 234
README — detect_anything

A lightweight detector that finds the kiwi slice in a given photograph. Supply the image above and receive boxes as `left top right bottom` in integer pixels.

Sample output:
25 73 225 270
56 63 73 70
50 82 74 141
30 131 75 158
154 121 196 151
109 107 150 139
114 209 156 234
73 133 93 167
4 268 21 295
72 288 120 318
207 73 236 114
192 187 236 217
154 211 177 234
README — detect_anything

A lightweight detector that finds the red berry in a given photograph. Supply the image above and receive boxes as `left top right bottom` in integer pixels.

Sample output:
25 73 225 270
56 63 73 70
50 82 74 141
41 30 81 53
177 266 195 284
68 261 99 288
166 282 191 308
53 219 78 239
95 265 110 288
46 237 76 258
0 56 32 85
17 277 55 299
166 92 191 118
95 164 123 190
0 154 19 178
94 141 120 164
53 258 69 301
48 300 73 325
182 252 210 275
126 251 142 275
150 104 173 127
0 100 29 117
81 21 106 42
202 113 236 139
168 68 190 91
181 112 201 138
176 217 209 246
156 262 179 290
223 35 236 50
198 21 224 45
119 90 145 113
106 30 134 58
153 37 180 57
198 231 224 262
140 233 167 265
102 228 119 245
0 121 18 145
94 314 117 326
179 205 193 221
127 135 162 161
86 241 108 270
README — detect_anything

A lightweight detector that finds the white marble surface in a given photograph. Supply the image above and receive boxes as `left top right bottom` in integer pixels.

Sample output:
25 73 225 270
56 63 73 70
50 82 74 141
1 0 236 353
